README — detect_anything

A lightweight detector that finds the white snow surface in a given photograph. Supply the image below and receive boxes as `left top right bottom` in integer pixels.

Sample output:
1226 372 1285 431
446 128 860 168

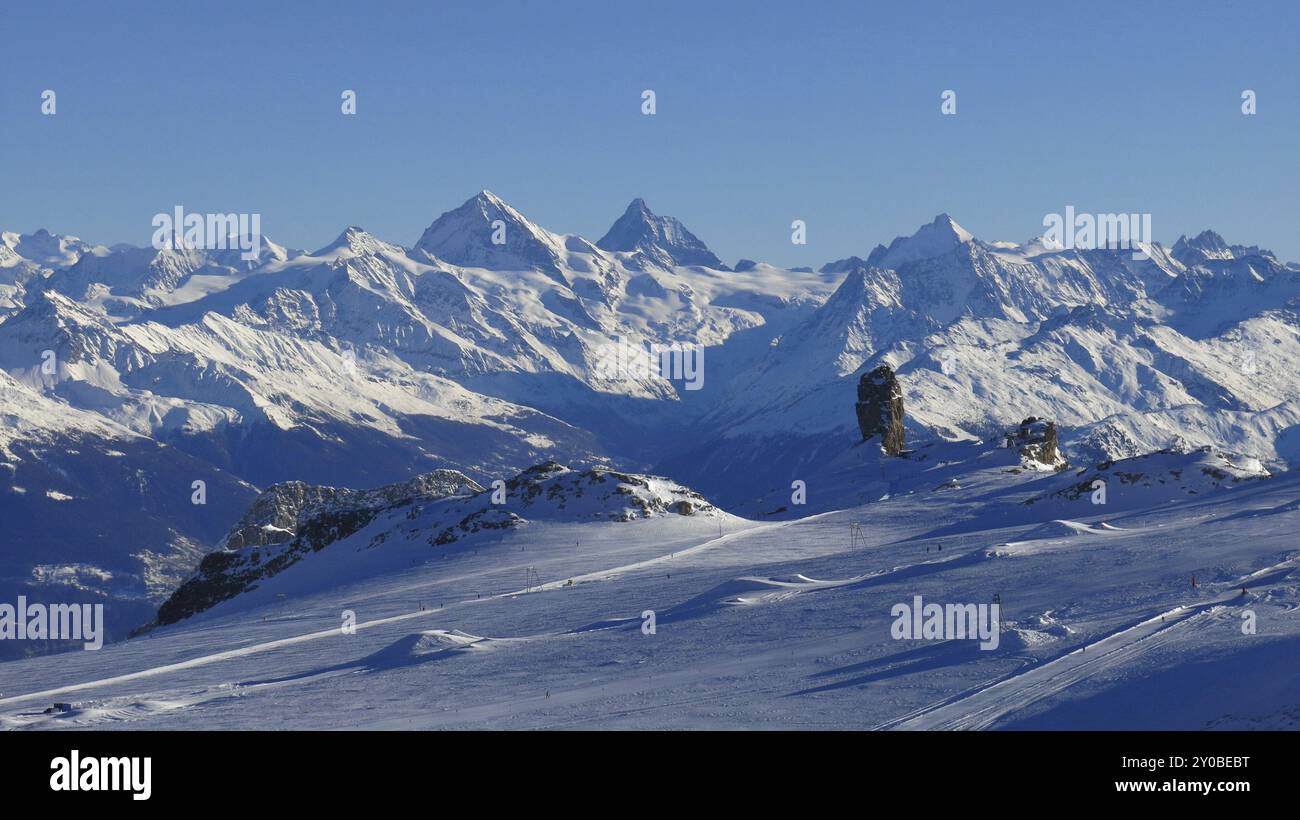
1 450 1298 730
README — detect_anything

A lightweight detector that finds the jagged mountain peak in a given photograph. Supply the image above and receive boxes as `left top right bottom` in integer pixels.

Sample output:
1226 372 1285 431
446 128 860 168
1181 229 1228 250
596 198 726 270
473 188 510 208
313 226 403 259
929 213 974 240
413 191 569 275
1171 229 1273 266
449 190 541 231
865 213 975 270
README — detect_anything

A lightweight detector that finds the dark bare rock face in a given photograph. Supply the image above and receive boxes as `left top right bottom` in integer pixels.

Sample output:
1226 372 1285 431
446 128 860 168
219 471 485 552
154 470 484 626
1010 417 1064 468
151 462 715 628
855 364 905 456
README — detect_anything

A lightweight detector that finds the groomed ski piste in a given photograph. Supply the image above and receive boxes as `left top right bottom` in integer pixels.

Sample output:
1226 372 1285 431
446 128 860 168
1 451 1298 731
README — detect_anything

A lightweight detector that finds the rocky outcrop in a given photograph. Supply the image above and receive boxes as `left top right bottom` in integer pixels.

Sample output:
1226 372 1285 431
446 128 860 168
1024 445 1267 508
429 462 715 543
1008 417 1065 468
219 470 484 551
855 364 905 455
153 463 718 627
155 470 484 626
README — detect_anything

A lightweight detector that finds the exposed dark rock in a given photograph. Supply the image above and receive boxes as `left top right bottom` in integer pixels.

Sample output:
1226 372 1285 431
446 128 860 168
432 508 521 545
855 364 905 456
220 470 484 551
155 470 484 626
153 462 717 627
1007 417 1065 468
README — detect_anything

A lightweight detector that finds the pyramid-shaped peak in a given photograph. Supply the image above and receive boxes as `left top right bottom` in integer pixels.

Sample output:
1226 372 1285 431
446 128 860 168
930 213 974 242
865 213 976 269
472 189 515 211
596 198 725 270
466 190 528 217
412 191 565 275
330 226 371 245
313 226 397 258
437 190 547 234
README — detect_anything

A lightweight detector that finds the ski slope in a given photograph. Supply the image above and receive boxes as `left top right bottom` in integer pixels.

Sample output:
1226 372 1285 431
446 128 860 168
2 457 1298 730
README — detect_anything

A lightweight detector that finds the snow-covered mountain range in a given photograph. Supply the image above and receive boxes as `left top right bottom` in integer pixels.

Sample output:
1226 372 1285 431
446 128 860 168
2 193 1298 658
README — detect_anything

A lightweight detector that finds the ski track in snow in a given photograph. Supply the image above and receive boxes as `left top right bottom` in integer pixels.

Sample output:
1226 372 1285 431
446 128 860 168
881 557 1300 731
3 488 1299 730
0 519 794 713
0 508 948 728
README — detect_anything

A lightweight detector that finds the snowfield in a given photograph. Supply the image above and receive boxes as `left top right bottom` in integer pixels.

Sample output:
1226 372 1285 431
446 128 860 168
1 451 1297 730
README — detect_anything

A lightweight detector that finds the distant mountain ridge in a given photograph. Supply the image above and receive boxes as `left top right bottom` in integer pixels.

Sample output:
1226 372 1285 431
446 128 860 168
2 192 1299 653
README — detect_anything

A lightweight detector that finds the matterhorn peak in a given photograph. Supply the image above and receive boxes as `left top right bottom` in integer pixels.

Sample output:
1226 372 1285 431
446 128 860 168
596 198 726 270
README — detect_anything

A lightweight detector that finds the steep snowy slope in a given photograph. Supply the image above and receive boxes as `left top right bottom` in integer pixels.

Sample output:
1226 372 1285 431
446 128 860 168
0 229 98 316
663 216 1300 511
0 370 256 659
0 290 603 488
122 193 838 459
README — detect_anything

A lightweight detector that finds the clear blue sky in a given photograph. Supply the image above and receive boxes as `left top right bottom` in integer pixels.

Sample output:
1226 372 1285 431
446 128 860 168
2 0 1298 266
